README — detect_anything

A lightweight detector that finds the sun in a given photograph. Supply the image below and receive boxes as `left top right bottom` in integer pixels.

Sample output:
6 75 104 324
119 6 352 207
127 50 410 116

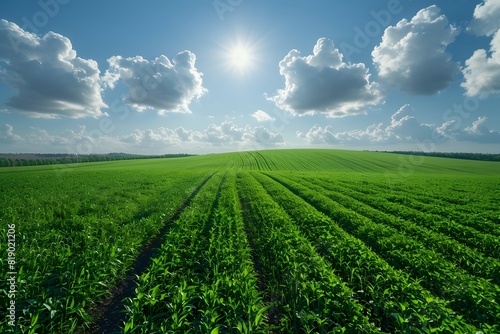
221 36 260 75
217 32 265 76
229 44 251 70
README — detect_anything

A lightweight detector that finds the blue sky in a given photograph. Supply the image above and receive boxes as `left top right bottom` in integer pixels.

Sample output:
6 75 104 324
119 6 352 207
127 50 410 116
1 0 500 154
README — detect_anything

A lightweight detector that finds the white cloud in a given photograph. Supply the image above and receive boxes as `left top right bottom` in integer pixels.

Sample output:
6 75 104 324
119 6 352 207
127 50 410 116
439 116 500 143
251 110 274 122
299 105 437 145
0 121 284 154
103 51 206 114
463 117 500 142
388 105 436 142
193 121 246 145
116 122 284 152
0 20 107 119
0 124 116 154
0 124 23 144
121 127 180 147
462 0 500 96
253 126 284 146
300 105 500 146
468 0 500 36
175 127 192 142
189 121 283 147
462 30 500 96
297 125 339 145
269 37 382 117
372 5 459 95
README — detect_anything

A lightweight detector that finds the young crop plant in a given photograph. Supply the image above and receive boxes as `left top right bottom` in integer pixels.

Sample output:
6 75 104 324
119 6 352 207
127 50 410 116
122 173 226 333
328 176 500 259
263 172 499 331
336 175 500 237
201 173 268 332
0 166 210 333
236 172 380 333
178 173 268 332
252 171 479 333
1 149 498 333
296 175 500 285
122 172 268 333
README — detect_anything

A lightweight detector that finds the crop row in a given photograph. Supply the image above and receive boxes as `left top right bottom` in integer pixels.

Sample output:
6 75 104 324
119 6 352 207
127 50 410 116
0 169 209 333
236 172 379 333
290 174 500 285
250 172 478 333
122 173 267 333
227 150 387 172
263 172 499 330
318 175 500 259
3 154 498 333
335 175 500 238
338 174 500 229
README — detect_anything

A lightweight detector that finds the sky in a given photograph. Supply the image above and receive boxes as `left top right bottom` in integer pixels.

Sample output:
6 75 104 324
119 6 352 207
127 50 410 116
1 0 500 155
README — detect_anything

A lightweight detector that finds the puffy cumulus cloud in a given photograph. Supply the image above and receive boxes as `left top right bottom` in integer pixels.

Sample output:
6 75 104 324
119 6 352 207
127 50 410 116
298 105 436 145
462 117 500 142
0 124 120 154
386 104 435 142
300 105 500 146
438 116 500 143
1 122 285 154
191 121 283 147
119 126 202 147
468 0 500 36
121 127 180 146
462 1 500 96
253 127 284 146
120 121 284 149
251 110 274 122
0 20 107 119
174 127 192 142
30 125 121 153
192 121 246 145
298 122 393 145
269 38 382 117
296 125 338 145
103 51 206 114
372 5 459 95
0 124 23 143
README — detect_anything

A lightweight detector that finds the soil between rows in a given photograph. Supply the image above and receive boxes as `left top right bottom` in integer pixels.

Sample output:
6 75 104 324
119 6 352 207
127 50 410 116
86 173 214 334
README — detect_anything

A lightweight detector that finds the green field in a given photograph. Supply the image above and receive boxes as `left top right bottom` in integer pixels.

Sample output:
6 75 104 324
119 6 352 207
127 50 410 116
1 149 499 333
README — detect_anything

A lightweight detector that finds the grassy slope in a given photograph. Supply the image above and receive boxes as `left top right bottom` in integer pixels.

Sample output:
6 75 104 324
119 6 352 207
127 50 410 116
2 149 498 175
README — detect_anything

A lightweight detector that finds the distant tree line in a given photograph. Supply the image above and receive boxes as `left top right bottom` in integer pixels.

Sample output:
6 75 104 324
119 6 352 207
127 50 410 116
0 153 196 167
385 151 500 162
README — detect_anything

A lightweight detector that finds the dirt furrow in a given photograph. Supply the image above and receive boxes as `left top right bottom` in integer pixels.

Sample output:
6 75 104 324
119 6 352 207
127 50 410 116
87 173 215 334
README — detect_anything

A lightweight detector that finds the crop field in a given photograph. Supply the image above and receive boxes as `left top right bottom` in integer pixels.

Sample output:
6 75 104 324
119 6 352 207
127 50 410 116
1 149 500 333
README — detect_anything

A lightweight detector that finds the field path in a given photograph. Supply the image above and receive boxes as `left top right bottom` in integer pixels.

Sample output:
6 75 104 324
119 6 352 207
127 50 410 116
88 173 214 334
